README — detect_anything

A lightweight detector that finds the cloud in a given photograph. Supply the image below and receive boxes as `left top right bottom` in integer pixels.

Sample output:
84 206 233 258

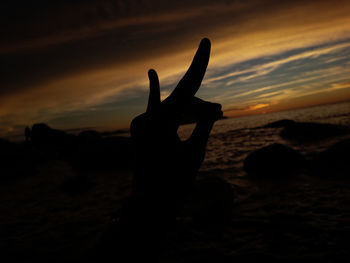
2 0 350 137
205 41 350 87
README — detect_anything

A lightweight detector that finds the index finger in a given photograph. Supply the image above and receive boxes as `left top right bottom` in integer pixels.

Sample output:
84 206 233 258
164 38 211 104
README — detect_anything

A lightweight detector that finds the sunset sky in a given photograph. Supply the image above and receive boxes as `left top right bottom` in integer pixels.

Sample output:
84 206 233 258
1 0 350 138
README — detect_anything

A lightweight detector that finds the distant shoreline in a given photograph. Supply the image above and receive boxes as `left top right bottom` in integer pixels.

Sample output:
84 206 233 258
4 100 350 142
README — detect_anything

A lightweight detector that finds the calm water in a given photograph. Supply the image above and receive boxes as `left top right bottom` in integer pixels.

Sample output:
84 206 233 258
177 102 350 262
179 101 350 175
178 102 350 262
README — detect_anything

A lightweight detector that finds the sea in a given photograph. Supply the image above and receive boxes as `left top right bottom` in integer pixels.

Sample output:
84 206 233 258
179 101 350 176
171 101 350 261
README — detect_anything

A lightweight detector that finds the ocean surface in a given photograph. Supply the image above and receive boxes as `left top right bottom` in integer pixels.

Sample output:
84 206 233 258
174 101 350 261
179 101 350 175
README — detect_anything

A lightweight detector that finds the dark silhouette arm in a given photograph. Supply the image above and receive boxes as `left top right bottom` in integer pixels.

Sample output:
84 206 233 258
92 38 222 262
127 38 222 225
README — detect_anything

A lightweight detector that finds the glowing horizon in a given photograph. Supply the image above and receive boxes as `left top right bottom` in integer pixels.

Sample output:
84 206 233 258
1 0 350 137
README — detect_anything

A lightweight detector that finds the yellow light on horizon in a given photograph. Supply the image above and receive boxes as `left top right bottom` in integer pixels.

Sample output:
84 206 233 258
246 103 269 111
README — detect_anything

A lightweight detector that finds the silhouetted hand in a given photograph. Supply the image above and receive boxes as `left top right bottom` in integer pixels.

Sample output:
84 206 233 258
126 38 222 226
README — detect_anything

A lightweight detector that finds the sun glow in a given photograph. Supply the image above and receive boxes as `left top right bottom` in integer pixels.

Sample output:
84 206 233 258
246 104 270 111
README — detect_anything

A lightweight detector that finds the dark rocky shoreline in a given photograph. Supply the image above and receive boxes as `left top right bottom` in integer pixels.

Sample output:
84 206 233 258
1 121 350 262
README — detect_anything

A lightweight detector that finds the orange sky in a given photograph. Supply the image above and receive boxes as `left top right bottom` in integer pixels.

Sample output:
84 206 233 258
1 0 350 137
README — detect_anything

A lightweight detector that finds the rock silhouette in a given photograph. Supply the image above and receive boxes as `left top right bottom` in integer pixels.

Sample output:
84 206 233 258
244 143 306 178
24 126 31 142
31 123 66 146
312 138 350 177
25 123 133 171
263 119 350 142
263 119 296 128
72 130 131 171
280 122 350 142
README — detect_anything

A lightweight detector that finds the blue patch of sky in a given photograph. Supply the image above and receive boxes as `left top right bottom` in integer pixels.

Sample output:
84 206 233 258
197 38 350 105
